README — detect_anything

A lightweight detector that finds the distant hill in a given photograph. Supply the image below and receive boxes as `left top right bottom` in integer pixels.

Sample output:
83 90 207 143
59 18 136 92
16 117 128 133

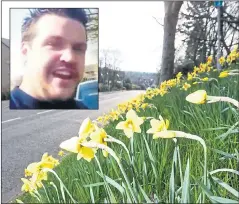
124 71 157 83
99 67 158 88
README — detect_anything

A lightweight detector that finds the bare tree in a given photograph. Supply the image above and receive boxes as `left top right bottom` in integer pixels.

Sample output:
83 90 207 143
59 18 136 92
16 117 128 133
177 0 239 69
85 9 99 42
159 1 183 83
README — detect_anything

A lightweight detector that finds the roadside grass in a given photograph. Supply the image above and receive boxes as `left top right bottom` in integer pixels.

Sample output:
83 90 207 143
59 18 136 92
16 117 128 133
14 61 239 203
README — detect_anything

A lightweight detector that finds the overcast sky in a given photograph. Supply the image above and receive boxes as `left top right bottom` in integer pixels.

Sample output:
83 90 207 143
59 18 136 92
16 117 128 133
2 1 167 77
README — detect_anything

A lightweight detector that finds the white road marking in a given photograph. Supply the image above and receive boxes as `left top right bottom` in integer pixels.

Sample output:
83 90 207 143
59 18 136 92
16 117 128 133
2 117 21 124
37 110 54 115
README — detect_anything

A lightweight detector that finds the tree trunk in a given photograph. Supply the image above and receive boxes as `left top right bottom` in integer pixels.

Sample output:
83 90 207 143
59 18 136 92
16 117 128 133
160 1 183 83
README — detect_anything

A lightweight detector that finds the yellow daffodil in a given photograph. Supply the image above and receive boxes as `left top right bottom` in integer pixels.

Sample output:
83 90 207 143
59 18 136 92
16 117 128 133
118 103 128 113
116 109 144 138
25 162 41 177
176 72 183 80
193 66 200 73
24 169 32 177
40 153 59 169
207 66 212 72
90 128 108 157
109 109 120 121
186 90 239 108
199 63 207 73
219 71 229 78
201 77 209 82
146 118 170 139
187 73 193 81
186 90 207 104
219 56 225 65
141 103 149 110
58 150 64 156
158 87 168 96
192 82 198 85
96 116 104 123
207 56 213 65
182 83 191 91
31 170 48 184
60 136 95 162
21 178 36 192
146 94 153 100
226 55 232 64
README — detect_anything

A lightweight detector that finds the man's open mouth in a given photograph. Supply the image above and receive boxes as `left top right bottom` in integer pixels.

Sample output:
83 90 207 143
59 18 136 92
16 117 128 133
53 69 77 80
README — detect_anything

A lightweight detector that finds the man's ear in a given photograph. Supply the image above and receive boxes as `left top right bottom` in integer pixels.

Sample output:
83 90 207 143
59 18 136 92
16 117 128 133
21 42 30 64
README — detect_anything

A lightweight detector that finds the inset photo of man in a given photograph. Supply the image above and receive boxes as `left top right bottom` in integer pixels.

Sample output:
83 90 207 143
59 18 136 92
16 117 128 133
10 8 99 109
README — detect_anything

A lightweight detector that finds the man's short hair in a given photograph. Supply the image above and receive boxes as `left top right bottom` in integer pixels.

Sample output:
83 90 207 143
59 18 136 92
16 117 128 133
21 8 88 43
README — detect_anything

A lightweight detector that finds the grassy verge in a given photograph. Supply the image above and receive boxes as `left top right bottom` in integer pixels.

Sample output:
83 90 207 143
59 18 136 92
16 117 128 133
14 52 239 203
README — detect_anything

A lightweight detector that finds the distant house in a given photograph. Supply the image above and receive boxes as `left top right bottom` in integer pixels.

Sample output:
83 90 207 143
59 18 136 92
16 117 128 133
84 64 98 81
1 38 10 99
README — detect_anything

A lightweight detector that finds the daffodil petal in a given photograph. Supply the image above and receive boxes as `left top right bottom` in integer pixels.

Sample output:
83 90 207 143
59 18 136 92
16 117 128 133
150 119 161 129
116 121 125 130
60 136 79 153
124 128 134 138
79 118 90 134
90 129 101 143
137 117 144 125
126 109 137 120
146 128 155 134
134 125 141 133
27 162 40 173
154 131 176 139
77 153 82 160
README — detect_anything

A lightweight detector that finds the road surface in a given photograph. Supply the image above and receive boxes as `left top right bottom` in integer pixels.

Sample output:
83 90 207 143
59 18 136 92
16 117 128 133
1 90 144 203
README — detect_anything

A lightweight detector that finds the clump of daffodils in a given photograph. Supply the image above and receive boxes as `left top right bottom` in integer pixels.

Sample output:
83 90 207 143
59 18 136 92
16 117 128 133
226 45 239 64
22 153 59 192
60 118 109 162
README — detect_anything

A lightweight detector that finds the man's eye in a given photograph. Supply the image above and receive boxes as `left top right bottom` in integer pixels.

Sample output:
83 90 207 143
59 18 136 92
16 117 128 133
47 41 57 46
74 47 86 53
46 40 63 48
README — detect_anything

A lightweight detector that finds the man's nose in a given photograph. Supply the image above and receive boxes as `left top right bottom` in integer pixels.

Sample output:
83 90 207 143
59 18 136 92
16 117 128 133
60 47 77 63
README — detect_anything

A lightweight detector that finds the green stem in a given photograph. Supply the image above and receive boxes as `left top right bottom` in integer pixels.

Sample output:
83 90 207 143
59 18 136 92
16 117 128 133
44 168 77 203
131 136 134 165
207 96 239 108
82 142 138 203
105 135 131 163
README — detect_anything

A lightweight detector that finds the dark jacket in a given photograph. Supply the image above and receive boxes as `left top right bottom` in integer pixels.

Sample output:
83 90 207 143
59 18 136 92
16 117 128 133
10 87 88 109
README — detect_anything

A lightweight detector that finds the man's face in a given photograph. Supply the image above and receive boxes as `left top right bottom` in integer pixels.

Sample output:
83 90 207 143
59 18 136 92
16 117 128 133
22 14 87 100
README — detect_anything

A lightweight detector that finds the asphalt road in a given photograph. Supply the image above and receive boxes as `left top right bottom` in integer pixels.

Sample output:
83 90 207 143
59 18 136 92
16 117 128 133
1 90 144 203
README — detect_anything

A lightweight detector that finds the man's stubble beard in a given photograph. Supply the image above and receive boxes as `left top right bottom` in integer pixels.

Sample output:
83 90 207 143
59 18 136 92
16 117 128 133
39 76 77 101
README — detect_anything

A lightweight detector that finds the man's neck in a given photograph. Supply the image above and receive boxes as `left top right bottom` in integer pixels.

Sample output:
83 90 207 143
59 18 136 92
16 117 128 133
19 82 48 101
